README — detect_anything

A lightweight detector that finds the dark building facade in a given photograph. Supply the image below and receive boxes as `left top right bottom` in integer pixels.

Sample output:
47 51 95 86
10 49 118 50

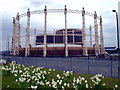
36 29 82 45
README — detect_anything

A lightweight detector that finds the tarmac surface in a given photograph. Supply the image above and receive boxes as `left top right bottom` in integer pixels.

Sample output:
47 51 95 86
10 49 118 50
1 55 119 79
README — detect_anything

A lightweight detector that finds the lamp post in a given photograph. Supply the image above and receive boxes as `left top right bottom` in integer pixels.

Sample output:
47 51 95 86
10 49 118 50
112 10 120 60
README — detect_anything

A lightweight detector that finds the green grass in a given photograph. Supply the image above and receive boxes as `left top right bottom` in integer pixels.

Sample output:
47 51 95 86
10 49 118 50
1 63 120 89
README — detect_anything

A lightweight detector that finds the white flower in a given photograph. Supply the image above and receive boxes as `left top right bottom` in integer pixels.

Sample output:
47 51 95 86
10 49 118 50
76 78 79 84
85 80 87 83
11 71 13 74
73 79 76 83
67 83 70 87
52 79 54 82
7 85 9 88
53 84 57 88
70 71 73 75
73 77 75 79
37 81 40 84
62 86 64 88
59 81 62 85
43 71 47 74
53 69 55 71
40 71 43 74
31 85 37 89
79 79 82 84
24 68 26 71
14 70 18 73
43 76 45 79
64 83 66 86
81 77 85 80
73 85 76 88
57 80 59 83
57 74 61 79
19 78 21 81
35 78 39 81
40 81 44 86
46 81 50 85
16 79 18 82
49 84 51 87
49 68 52 71
86 84 88 88
66 71 69 73
14 74 17 77
19 70 22 73
72 83 75 85
45 80 47 82
27 79 30 83
48 72 50 74
1 66 5 70
115 85 118 88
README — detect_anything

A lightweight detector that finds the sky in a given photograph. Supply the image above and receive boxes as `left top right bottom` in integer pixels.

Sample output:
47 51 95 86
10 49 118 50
0 0 120 51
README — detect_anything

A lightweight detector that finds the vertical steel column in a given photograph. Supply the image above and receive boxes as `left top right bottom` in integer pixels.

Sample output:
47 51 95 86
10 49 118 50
82 8 88 56
16 13 20 55
34 28 36 45
25 8 30 56
90 25 92 46
64 5 68 57
15 13 20 56
100 16 105 54
12 17 16 56
94 11 100 55
43 6 47 57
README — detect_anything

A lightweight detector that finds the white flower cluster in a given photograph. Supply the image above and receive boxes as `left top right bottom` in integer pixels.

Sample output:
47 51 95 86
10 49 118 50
1 63 118 89
63 71 73 77
56 74 61 79
90 74 104 85
72 76 88 88
1 66 11 71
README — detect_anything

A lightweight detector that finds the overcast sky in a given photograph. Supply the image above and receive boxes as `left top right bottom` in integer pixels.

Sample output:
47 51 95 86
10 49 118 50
0 0 120 51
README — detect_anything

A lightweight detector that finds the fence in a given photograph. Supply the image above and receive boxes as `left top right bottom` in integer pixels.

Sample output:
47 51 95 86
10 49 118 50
2 55 119 79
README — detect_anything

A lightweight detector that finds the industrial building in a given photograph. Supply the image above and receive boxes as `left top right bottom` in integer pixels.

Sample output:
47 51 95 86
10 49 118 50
11 6 105 57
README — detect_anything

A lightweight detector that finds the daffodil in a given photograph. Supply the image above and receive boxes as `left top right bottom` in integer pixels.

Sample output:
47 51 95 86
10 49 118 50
64 83 66 86
86 84 88 88
16 79 18 82
67 83 70 87
115 85 118 88
62 86 64 88
31 85 37 89
7 85 9 88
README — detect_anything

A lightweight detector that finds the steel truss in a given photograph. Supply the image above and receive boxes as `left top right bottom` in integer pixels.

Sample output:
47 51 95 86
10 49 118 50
11 6 104 57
